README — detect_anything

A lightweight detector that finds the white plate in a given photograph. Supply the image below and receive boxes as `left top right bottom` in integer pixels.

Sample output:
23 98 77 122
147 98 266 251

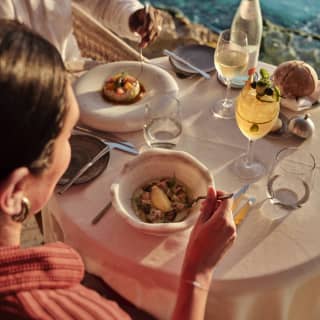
74 61 179 133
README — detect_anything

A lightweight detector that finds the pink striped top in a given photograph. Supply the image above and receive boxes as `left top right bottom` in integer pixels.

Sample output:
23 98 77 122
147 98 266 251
0 242 131 320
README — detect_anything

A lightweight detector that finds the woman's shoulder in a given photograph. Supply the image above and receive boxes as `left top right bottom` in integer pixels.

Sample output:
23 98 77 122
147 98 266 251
0 242 85 296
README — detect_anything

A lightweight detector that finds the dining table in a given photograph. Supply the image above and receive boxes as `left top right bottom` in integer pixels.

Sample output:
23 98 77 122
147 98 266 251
43 57 320 320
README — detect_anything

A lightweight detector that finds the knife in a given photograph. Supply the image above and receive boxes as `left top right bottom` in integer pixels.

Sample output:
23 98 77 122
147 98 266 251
232 184 250 211
108 142 139 155
233 197 256 226
58 145 110 195
91 201 112 225
163 49 211 80
73 131 138 155
74 126 136 149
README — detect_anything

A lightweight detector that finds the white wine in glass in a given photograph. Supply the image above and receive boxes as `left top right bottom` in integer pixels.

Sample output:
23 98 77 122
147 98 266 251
234 69 280 180
215 49 249 79
211 29 249 119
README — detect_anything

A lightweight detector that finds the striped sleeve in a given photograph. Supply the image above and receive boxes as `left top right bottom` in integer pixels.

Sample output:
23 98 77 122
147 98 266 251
16 284 131 320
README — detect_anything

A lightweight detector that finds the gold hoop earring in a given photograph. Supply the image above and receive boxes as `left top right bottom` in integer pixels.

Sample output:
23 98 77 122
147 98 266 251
11 196 31 223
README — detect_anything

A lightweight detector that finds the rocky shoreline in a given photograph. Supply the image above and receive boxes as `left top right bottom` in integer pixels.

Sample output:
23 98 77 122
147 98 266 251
261 19 320 74
126 8 219 57
126 7 320 75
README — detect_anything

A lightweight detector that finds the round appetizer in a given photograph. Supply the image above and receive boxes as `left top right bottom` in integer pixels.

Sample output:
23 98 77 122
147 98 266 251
102 72 142 104
131 177 193 223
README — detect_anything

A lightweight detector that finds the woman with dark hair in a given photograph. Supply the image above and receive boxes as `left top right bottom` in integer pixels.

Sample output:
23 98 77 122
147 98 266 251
0 19 236 320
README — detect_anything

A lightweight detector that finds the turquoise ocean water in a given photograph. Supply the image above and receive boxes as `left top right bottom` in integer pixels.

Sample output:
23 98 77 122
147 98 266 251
150 0 320 34
150 0 320 72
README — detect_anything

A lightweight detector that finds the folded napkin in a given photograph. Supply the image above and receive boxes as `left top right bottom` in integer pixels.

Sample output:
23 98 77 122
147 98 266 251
281 80 320 111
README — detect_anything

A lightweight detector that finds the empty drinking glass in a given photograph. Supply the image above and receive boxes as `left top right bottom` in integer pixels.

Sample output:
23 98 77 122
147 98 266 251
264 147 316 219
143 93 182 148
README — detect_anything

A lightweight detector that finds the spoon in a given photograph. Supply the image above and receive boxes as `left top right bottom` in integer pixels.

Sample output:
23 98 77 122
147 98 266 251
135 3 149 80
187 193 234 207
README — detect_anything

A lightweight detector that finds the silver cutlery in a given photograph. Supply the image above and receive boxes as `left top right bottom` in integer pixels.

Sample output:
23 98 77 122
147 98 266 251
73 130 138 155
90 185 249 226
107 141 139 155
233 197 256 226
233 184 250 200
187 184 249 208
91 201 113 225
232 183 250 211
90 193 235 227
187 192 234 207
163 49 211 80
58 145 110 195
136 2 149 78
74 125 135 149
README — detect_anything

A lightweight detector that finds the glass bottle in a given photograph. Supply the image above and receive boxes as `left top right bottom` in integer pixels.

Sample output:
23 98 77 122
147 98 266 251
230 0 263 87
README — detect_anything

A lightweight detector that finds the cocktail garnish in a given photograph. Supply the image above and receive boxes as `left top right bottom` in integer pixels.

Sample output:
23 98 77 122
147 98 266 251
250 123 259 132
251 69 281 102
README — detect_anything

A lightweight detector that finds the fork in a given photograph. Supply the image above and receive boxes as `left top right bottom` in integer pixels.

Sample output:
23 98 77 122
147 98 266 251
135 3 150 80
58 144 110 195
74 126 136 149
186 193 234 207
74 132 139 155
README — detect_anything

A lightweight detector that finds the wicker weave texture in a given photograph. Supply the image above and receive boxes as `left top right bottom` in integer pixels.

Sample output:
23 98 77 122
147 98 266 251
72 4 141 62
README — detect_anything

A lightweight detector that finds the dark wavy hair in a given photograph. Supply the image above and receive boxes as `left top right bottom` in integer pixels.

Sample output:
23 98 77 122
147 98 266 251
0 19 67 180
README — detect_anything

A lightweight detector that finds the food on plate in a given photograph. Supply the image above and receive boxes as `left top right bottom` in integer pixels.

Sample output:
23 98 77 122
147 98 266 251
102 72 144 104
273 60 318 98
131 176 193 223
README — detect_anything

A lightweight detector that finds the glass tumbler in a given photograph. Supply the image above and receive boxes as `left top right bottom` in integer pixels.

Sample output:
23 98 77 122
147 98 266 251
143 93 182 149
264 147 316 219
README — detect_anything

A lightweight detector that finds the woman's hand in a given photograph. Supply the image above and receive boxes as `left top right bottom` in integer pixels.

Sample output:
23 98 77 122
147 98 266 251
129 5 162 48
172 187 236 320
184 187 237 275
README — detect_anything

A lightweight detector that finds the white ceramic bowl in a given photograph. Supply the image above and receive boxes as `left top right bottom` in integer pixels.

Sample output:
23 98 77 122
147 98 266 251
111 149 214 236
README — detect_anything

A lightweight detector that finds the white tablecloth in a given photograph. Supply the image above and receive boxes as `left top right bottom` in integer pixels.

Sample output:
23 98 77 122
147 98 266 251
44 58 320 320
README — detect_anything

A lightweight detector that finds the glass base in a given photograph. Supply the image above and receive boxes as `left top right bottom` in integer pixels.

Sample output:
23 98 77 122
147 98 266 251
210 99 235 119
261 199 292 221
217 72 258 89
217 72 246 89
233 154 266 180
149 142 177 149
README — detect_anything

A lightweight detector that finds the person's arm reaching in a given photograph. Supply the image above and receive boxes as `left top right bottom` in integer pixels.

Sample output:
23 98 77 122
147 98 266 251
172 188 236 320
74 0 161 47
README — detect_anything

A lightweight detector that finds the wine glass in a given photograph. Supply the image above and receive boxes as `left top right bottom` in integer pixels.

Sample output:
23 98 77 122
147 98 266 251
211 29 249 119
143 92 182 149
263 147 316 219
234 72 280 180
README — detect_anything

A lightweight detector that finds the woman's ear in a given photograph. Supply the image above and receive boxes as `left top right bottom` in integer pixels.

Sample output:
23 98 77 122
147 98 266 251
0 167 29 217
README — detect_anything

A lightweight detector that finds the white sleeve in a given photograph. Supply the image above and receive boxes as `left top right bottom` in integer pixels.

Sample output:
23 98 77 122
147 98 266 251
0 0 81 62
74 0 143 41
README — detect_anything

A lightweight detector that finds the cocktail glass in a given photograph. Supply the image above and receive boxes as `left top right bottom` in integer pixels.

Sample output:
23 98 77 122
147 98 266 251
234 74 280 180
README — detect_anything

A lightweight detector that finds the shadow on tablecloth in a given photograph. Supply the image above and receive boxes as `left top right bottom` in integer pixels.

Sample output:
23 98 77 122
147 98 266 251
82 272 157 320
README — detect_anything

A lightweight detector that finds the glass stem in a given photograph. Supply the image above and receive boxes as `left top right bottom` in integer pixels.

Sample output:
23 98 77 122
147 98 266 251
245 139 255 166
223 78 232 107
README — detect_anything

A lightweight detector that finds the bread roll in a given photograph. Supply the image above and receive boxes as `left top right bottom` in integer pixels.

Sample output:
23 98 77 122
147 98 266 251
273 60 318 98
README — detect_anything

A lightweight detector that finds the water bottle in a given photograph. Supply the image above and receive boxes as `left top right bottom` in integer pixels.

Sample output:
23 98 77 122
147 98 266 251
230 0 263 87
